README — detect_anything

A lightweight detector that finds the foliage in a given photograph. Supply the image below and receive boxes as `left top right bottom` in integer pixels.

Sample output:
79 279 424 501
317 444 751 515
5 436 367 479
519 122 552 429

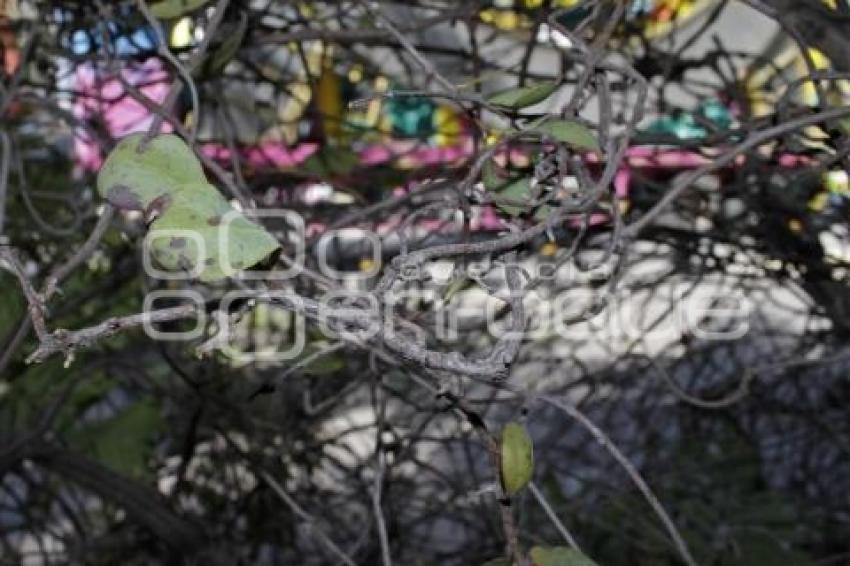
1 1 850 565
98 133 279 280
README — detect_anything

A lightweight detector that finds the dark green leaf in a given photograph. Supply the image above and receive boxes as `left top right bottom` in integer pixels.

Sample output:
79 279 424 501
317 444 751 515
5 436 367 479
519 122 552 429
488 81 558 109
482 160 533 216
206 13 247 75
532 119 599 151
150 0 210 19
295 344 346 376
533 204 554 221
0 272 25 337
482 159 503 192
494 177 532 217
68 399 164 478
302 147 360 177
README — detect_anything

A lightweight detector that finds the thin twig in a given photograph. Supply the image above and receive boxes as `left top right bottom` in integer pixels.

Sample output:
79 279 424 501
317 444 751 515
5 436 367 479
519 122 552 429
259 470 358 566
538 395 698 566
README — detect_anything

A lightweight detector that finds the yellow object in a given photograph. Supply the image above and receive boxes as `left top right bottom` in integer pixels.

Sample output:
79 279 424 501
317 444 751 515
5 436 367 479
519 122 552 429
745 36 850 118
808 191 828 212
347 65 363 83
317 55 344 140
170 16 193 49
432 105 463 147
825 170 850 195
798 48 830 106
788 218 803 233
298 2 314 17
275 82 312 144
358 257 377 273
540 241 558 257
364 76 389 129
480 8 526 31
495 10 522 30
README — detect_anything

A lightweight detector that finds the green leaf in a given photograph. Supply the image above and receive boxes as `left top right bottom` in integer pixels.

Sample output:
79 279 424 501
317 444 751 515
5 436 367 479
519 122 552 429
148 184 279 281
97 133 279 281
68 399 164 478
206 12 247 75
482 159 499 191
534 204 554 221
494 177 532 217
530 546 598 566
97 133 205 212
302 147 360 177
0 272 26 338
500 422 534 495
488 81 558 109
482 160 533 216
3 360 74 427
531 119 599 151
294 344 346 376
150 0 211 19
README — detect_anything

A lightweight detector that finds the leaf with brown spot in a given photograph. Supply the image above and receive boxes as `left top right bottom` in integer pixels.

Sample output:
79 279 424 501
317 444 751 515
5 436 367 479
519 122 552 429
147 184 278 281
98 135 279 281
97 133 205 211
106 184 144 210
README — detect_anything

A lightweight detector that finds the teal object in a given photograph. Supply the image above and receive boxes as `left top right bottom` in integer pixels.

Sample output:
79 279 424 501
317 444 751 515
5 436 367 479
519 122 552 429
699 99 732 130
560 1 652 30
646 114 706 140
645 99 733 140
386 97 435 138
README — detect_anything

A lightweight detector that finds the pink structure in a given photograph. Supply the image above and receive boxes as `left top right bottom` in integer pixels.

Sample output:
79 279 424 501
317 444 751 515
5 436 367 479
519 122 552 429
73 59 172 172
72 61 816 235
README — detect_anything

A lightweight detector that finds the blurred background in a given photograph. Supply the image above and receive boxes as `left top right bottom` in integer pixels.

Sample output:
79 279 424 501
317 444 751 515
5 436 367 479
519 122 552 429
1 1 850 564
